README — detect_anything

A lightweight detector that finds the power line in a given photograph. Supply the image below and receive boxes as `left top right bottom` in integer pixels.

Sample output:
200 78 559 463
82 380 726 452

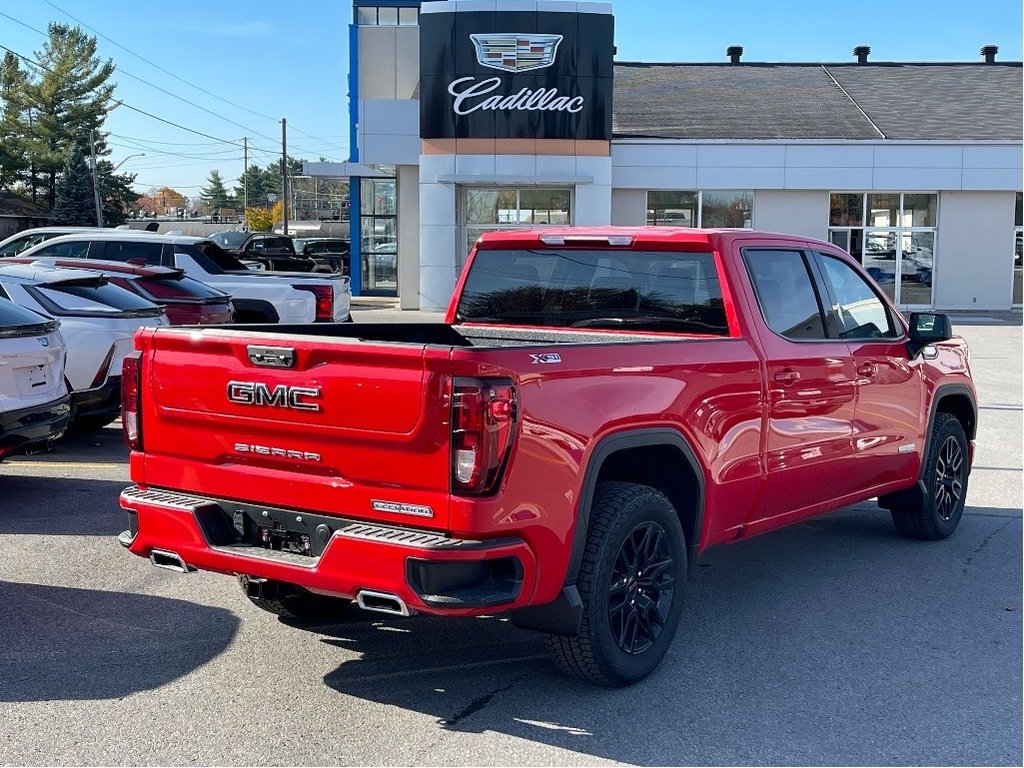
0 42 245 148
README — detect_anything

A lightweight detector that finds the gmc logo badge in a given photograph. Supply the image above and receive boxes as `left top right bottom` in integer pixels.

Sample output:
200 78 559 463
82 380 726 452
227 381 322 412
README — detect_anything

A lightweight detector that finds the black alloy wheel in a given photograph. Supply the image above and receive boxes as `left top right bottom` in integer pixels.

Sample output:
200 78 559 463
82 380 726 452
934 432 965 522
608 521 675 655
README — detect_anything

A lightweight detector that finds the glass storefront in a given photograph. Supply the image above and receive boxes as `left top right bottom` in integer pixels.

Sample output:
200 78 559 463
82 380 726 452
646 190 752 228
360 173 397 295
462 187 571 264
1014 192 1022 306
829 192 937 307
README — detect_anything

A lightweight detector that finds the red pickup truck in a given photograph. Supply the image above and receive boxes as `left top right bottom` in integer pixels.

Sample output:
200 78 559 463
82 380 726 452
119 228 977 686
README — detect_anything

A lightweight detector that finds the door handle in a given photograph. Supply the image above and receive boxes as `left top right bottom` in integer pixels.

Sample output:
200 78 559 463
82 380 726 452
773 369 801 386
857 362 878 378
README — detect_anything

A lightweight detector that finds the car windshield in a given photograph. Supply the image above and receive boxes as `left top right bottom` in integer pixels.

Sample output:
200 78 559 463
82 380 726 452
210 232 248 249
0 233 49 257
455 248 729 335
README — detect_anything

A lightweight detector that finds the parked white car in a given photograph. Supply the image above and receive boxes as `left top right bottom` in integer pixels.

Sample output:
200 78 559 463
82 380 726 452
0 264 168 431
0 226 101 257
0 298 71 456
14 230 352 323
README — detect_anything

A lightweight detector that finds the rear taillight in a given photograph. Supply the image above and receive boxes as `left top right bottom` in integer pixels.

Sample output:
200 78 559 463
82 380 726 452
451 377 517 495
91 343 116 388
295 284 334 322
121 353 141 450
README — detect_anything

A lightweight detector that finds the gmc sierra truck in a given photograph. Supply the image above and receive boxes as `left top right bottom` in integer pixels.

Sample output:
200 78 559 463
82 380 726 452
118 227 977 686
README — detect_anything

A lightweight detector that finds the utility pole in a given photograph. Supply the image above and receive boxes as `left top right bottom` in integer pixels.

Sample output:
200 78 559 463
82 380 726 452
89 129 104 227
280 118 288 235
242 137 248 212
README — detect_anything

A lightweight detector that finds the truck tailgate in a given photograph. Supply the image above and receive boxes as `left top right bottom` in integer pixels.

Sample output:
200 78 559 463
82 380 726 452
135 328 454 530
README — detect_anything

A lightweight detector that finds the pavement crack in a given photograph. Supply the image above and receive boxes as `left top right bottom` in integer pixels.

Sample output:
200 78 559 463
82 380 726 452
442 680 516 727
962 520 1013 576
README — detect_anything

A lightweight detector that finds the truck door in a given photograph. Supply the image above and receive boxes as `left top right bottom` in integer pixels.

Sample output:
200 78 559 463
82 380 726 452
741 247 860 520
812 250 922 490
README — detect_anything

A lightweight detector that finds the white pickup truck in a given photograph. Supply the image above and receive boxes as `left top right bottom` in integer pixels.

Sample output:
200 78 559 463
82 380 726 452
10 230 352 324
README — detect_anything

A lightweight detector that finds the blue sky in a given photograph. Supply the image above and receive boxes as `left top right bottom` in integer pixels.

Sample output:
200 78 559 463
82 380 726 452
2 0 1021 197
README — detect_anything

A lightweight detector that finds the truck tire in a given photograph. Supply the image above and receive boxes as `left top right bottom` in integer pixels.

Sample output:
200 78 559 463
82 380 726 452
241 577 352 621
891 412 969 540
546 481 687 686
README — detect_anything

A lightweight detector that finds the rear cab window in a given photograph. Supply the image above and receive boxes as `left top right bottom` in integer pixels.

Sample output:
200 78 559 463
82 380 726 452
455 247 730 335
175 242 247 273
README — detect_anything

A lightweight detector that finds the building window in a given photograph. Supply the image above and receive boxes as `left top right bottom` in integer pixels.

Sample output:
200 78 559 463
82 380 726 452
646 190 752 228
360 171 397 294
1014 192 1022 306
463 188 571 264
356 6 416 25
828 192 937 307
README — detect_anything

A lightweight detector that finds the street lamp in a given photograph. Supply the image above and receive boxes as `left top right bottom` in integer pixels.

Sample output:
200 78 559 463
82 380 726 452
111 153 145 172
91 152 146 227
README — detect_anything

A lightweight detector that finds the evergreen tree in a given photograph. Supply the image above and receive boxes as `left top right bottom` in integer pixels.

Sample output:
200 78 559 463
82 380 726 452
0 52 30 193
234 165 268 209
200 170 231 211
51 145 96 225
23 24 115 208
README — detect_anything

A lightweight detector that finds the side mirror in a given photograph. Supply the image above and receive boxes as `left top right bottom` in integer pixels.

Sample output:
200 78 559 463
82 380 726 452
908 312 952 356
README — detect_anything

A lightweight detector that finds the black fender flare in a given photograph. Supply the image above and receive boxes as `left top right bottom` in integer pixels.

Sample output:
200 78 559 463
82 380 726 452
231 299 280 323
510 428 706 636
565 427 706 586
879 382 977 511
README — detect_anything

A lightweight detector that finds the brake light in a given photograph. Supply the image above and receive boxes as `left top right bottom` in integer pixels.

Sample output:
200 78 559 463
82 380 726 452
121 353 141 450
295 284 334 322
451 377 517 495
92 343 116 388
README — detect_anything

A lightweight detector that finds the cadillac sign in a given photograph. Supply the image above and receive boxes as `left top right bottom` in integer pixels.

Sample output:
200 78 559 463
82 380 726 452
420 10 613 141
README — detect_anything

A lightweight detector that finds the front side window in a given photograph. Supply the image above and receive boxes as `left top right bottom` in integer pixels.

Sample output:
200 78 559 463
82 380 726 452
742 249 826 340
456 248 728 335
816 253 897 339
31 240 90 259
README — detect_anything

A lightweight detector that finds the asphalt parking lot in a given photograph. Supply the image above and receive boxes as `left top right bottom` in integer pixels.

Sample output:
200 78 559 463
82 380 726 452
0 313 1020 766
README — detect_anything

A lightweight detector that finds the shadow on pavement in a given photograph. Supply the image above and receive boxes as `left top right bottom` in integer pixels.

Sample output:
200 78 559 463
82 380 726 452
0 581 238 702
309 503 1021 766
0 476 129 536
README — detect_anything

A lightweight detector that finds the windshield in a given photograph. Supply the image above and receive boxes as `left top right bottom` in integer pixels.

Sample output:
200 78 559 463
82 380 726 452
455 248 729 335
0 233 49 257
210 231 248 249
176 242 247 273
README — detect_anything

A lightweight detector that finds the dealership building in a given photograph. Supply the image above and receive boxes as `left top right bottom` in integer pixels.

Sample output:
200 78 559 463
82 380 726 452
307 0 1023 311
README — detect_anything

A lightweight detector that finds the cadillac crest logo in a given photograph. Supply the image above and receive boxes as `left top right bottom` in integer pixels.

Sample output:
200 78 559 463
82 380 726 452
470 33 562 73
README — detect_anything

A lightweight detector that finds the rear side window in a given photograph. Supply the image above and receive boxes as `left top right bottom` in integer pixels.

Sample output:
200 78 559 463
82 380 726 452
456 248 729 335
138 275 226 301
27 240 91 259
742 249 827 340
815 253 898 339
102 240 165 265
31 280 158 315
179 242 246 272
0 233 49 257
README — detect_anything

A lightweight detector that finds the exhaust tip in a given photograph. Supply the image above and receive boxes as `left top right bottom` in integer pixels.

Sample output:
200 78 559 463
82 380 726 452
150 549 190 573
356 589 410 617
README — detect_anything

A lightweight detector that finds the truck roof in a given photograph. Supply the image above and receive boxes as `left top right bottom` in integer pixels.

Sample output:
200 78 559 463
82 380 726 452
474 227 823 249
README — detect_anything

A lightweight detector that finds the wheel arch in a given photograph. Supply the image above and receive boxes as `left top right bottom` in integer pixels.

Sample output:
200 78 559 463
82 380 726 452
566 428 706 586
930 383 977 442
